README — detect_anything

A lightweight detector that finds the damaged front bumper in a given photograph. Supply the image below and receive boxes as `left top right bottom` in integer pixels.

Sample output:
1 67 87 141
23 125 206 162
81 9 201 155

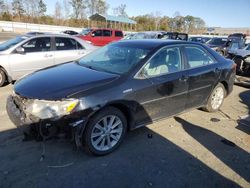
6 94 89 144
6 95 37 129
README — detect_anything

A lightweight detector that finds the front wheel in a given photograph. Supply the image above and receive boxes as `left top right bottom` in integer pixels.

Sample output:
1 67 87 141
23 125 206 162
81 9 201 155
203 83 226 112
82 107 127 156
0 69 6 87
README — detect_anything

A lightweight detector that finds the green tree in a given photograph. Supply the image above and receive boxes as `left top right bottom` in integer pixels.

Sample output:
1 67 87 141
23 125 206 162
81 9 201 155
113 4 128 17
95 0 108 14
38 0 46 17
1 12 11 21
12 0 25 21
70 0 86 19
0 0 5 14
54 1 62 24
87 0 108 15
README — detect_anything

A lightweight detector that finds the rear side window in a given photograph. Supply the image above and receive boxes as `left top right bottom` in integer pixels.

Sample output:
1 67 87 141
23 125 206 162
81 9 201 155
115 31 123 37
93 30 103 37
55 37 79 50
22 37 51 53
103 30 112 37
185 46 215 68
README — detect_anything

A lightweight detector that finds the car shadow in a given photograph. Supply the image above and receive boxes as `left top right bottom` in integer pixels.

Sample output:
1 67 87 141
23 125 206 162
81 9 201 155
236 90 250 134
174 116 250 183
0 124 241 187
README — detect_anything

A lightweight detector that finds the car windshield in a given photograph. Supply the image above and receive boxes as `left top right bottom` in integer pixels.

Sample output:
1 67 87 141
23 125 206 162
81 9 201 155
81 29 92 35
206 38 227 45
0 36 26 51
229 42 240 50
78 43 150 74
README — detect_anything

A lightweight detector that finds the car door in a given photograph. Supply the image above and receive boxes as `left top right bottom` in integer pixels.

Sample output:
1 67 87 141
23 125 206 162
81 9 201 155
103 29 112 45
53 37 85 65
183 45 220 109
114 30 123 41
9 37 53 80
91 29 103 46
134 46 189 124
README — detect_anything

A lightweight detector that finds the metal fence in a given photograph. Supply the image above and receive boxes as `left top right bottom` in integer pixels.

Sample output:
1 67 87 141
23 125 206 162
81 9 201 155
0 21 82 33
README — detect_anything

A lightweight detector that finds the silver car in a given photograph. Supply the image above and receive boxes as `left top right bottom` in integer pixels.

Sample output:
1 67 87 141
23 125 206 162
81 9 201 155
0 34 97 86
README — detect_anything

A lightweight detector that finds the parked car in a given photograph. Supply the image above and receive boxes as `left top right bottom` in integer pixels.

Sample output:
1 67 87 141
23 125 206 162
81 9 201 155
189 36 211 43
228 43 250 76
129 31 164 39
205 37 228 56
0 34 97 86
161 32 188 41
123 32 136 40
61 30 79 35
127 31 188 41
77 28 123 46
6 40 236 155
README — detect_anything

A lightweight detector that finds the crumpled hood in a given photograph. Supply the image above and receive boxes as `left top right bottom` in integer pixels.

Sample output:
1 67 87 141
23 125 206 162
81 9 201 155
14 62 119 100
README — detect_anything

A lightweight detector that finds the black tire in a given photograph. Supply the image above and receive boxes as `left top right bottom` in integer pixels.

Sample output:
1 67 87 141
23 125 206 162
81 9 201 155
203 83 226 112
0 69 6 87
82 107 127 156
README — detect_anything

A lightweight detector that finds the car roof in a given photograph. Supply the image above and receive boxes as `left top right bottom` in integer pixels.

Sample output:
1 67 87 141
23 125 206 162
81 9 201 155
15 34 95 47
23 33 78 38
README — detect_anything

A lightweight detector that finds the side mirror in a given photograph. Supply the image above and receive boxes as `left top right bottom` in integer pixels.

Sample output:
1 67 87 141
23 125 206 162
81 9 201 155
91 33 95 37
16 47 25 54
135 68 148 79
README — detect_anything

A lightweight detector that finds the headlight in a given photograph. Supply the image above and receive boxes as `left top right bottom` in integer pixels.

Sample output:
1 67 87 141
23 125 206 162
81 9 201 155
244 56 250 63
25 99 79 119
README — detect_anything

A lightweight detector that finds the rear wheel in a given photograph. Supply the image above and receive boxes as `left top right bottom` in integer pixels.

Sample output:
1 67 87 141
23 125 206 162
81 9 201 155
82 107 127 156
0 69 6 87
203 83 226 112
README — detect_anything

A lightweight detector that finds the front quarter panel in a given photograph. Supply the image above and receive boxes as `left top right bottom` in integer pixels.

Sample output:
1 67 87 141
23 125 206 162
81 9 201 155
70 77 140 129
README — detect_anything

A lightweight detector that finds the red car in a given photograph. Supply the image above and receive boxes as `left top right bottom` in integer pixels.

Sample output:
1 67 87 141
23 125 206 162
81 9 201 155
78 28 123 46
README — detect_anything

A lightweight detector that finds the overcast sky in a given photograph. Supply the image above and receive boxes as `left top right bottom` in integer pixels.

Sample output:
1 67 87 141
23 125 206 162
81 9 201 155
44 0 250 28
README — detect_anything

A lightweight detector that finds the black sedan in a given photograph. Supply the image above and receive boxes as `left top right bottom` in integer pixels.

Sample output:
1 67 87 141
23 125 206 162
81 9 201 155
6 40 236 155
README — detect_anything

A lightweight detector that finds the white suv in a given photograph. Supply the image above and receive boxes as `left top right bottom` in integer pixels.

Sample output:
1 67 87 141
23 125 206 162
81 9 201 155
0 34 97 86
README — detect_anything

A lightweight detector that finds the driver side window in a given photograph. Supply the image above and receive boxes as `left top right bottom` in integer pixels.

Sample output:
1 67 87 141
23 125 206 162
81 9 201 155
143 47 182 77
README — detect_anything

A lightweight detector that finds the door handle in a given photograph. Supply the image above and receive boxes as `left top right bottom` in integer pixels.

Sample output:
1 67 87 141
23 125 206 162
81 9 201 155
179 75 188 82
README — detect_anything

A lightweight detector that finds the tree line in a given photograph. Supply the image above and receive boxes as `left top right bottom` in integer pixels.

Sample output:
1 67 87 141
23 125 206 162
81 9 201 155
0 0 206 33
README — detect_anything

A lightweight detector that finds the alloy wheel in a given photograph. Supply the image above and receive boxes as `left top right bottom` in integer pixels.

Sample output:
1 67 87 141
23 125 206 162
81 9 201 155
211 87 224 110
91 115 123 151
